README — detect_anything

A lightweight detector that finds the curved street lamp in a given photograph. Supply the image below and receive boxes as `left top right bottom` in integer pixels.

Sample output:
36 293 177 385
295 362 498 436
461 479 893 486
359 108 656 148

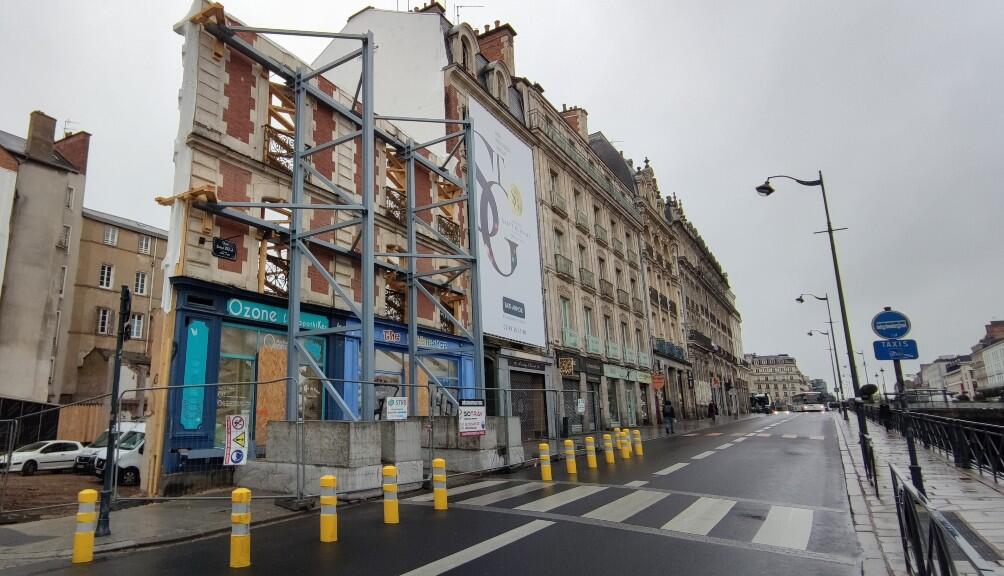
760 172 869 453
798 294 847 419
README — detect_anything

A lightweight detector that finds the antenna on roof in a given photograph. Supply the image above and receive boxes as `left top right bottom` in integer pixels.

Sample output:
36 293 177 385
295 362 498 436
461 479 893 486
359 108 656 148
62 119 78 137
455 4 484 23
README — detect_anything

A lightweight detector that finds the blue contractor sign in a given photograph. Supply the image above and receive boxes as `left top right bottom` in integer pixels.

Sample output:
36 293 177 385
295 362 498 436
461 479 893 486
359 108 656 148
873 339 919 361
872 310 911 339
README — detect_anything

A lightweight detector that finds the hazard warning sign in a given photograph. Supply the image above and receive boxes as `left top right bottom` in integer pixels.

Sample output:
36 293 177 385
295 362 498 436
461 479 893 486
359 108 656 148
224 413 249 466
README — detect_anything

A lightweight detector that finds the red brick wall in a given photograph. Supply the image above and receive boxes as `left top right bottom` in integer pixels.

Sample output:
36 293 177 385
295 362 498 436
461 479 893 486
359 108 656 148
415 163 433 224
0 147 17 172
308 249 333 294
216 161 251 274
477 34 505 63
224 42 256 144
53 132 91 174
312 78 338 181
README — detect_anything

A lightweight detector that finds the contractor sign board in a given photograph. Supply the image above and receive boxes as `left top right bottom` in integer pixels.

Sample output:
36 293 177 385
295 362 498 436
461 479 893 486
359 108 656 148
469 99 546 348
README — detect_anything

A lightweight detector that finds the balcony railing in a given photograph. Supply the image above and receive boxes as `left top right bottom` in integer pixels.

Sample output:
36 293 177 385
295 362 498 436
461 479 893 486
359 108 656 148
575 210 590 232
628 249 639 267
562 327 579 348
385 289 405 323
555 253 575 279
586 334 603 355
669 300 678 317
594 224 608 245
617 288 630 309
385 187 406 225
689 328 713 350
579 267 595 291
638 352 650 368
632 297 645 314
436 214 461 246
606 340 621 360
649 287 659 305
551 191 568 216
599 279 614 301
654 338 688 363
612 237 624 256
623 348 637 365
659 293 669 310
263 125 294 174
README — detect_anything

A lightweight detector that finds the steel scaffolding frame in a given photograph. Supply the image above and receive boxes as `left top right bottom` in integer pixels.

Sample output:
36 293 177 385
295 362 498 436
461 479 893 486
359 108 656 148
193 11 484 430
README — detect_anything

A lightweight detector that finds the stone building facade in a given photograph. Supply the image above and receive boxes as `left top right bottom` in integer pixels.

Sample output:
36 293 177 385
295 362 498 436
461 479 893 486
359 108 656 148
746 353 807 409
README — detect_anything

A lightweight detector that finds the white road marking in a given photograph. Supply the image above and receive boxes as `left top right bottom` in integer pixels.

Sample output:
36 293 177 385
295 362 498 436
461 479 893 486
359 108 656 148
662 497 736 535
782 434 797 439
407 480 508 502
757 433 771 437
653 463 689 476
623 480 649 488
733 437 746 443
752 506 814 550
515 485 607 512
707 432 723 436
460 482 545 506
691 451 715 460
730 433 745 436
810 435 824 440
583 490 669 523
715 443 733 450
683 433 700 437
745 433 757 437
400 520 554 576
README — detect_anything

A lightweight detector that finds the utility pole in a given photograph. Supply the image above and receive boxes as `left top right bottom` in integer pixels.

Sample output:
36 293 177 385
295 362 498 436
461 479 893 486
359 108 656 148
96 286 131 537
894 356 925 494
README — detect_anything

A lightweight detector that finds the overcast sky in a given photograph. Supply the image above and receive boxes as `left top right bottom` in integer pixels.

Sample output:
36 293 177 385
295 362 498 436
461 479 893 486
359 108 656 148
3 1 1002 392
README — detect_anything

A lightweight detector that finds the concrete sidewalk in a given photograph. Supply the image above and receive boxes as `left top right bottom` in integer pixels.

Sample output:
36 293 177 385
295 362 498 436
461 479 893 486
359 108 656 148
837 412 1004 576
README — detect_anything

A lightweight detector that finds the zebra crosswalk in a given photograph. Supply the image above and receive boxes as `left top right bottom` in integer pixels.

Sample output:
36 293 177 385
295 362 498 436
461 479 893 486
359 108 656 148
412 480 823 553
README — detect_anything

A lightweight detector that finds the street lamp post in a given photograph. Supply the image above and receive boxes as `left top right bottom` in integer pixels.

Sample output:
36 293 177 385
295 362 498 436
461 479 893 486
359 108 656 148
798 293 848 420
879 367 888 400
808 329 847 419
758 172 870 464
857 351 871 389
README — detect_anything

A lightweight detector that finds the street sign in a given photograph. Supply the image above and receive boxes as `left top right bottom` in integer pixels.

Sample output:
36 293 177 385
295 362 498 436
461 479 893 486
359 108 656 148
224 413 249 466
576 398 586 414
872 310 911 339
213 237 238 261
384 397 408 421
873 339 919 361
458 399 486 437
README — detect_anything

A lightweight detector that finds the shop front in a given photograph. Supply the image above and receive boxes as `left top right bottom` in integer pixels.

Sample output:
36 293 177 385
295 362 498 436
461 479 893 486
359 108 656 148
583 357 603 433
161 279 474 473
498 351 552 443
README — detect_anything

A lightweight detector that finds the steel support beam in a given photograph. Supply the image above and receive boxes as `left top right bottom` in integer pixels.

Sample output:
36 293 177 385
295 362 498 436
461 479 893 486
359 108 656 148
359 32 376 419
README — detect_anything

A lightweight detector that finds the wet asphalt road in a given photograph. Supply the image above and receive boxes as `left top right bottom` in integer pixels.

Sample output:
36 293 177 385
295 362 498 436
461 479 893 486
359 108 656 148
16 412 859 576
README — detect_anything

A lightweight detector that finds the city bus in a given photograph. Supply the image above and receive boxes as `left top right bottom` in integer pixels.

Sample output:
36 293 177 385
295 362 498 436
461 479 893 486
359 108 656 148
791 392 827 412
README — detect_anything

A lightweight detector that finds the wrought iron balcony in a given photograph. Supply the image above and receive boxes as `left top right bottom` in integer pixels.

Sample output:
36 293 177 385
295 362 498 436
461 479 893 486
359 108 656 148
575 210 590 232
659 293 669 310
649 287 659 305
385 187 406 225
555 253 575 280
632 297 645 314
385 289 405 323
654 338 688 363
638 352 650 367
599 279 614 301
551 191 568 216
606 340 621 360
439 309 455 335
627 249 639 267
594 224 608 245
586 334 603 355
612 237 624 256
263 125 294 174
689 328 713 350
669 300 678 317
623 348 637 365
436 214 461 246
579 267 595 291
617 288 630 309
562 327 579 349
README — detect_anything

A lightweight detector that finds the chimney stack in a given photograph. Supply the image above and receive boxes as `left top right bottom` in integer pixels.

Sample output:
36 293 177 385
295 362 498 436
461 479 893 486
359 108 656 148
559 106 588 139
26 111 56 161
476 20 517 75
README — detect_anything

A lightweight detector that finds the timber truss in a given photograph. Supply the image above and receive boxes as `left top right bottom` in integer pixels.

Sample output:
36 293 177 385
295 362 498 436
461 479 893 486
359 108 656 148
189 4 484 422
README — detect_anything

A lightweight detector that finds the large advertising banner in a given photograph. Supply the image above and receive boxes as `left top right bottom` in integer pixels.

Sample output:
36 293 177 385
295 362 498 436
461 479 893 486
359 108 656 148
469 99 546 348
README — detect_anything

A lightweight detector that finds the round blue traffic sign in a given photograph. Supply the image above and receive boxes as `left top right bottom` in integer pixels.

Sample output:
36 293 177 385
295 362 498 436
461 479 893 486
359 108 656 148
872 310 910 339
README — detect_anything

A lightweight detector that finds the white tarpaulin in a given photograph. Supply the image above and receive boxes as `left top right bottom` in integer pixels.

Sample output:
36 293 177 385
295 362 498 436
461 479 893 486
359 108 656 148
469 99 545 348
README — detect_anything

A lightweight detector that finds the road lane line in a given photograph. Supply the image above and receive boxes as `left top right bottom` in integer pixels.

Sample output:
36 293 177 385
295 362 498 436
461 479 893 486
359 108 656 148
407 480 508 502
460 482 546 506
515 485 607 512
683 433 700 437
757 433 771 437
730 433 744 436
623 480 648 488
691 451 715 460
745 433 757 437
810 435 824 440
706 432 723 436
399 520 554 576
782 434 797 439
752 506 814 550
715 443 733 450
583 490 669 522
662 497 736 535
733 437 746 443
653 463 689 476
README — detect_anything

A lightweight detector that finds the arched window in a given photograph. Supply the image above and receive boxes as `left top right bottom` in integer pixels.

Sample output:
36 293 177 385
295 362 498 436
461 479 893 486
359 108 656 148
461 36 473 72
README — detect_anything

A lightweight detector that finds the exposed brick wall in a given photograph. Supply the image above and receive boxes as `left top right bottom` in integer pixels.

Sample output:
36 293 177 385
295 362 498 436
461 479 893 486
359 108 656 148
312 78 337 181
217 161 251 274
53 132 91 174
417 289 434 320
308 249 333 294
477 34 505 64
415 163 433 224
0 147 17 172
224 43 256 144
308 194 334 244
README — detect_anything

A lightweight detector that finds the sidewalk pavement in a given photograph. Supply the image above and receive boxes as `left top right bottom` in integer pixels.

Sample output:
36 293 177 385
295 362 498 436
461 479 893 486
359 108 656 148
837 412 1004 576
0 412 762 569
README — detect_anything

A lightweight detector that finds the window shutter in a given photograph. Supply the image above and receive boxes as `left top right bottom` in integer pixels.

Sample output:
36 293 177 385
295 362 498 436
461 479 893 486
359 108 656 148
108 310 116 335
95 307 102 333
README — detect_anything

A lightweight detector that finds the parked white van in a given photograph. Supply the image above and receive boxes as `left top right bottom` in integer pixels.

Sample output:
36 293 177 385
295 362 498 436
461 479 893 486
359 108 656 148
94 429 146 486
74 421 145 475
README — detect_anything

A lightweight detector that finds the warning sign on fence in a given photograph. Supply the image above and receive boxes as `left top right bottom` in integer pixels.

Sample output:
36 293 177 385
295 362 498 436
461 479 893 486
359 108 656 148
224 413 249 466
458 399 486 437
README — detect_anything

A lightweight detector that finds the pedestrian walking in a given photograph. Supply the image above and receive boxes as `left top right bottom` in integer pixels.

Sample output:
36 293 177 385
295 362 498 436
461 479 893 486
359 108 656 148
708 400 718 424
879 402 892 431
662 400 676 434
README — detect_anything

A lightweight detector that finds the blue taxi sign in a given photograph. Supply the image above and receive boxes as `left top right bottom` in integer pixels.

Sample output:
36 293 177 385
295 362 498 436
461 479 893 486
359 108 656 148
873 339 919 361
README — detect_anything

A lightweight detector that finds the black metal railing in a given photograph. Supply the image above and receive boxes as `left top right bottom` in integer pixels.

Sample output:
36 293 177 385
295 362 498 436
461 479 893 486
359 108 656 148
862 433 879 497
890 464 997 575
861 405 1004 482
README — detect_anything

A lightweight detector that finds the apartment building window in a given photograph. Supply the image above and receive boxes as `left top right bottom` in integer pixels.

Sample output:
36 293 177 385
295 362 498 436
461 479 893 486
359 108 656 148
584 307 595 336
635 328 643 353
615 267 623 288
138 235 152 255
559 297 573 329
573 189 581 211
577 244 587 267
58 266 67 296
103 226 119 246
96 308 112 335
597 256 606 279
549 170 559 195
630 278 637 297
620 322 629 347
135 271 148 295
58 225 71 250
603 315 614 342
553 229 565 254
98 264 114 289
130 313 144 340
65 186 74 209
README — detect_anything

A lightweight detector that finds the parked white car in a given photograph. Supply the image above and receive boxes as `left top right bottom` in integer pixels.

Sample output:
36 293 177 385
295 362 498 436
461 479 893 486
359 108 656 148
95 430 146 486
0 440 84 476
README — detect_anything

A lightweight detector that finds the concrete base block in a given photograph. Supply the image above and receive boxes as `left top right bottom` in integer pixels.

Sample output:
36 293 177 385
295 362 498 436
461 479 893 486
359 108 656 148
430 446 527 473
381 420 422 463
267 421 381 467
235 459 424 499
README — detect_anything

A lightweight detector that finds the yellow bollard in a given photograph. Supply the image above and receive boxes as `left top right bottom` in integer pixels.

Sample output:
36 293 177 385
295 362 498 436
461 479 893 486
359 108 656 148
564 439 577 475
230 488 251 569
620 430 631 460
585 436 598 469
625 429 634 456
603 434 615 465
613 427 622 450
432 458 448 511
633 430 644 456
383 465 399 524
71 489 98 564
539 443 552 481
320 475 338 543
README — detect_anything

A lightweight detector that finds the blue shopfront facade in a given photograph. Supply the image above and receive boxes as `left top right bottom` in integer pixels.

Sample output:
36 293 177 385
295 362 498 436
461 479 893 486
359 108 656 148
163 278 475 473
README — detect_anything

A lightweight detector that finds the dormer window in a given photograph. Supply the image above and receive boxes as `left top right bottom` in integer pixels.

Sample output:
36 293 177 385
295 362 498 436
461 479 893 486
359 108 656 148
461 36 473 72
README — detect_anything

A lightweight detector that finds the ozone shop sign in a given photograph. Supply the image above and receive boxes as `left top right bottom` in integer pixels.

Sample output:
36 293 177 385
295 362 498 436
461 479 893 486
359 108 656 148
226 299 329 330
